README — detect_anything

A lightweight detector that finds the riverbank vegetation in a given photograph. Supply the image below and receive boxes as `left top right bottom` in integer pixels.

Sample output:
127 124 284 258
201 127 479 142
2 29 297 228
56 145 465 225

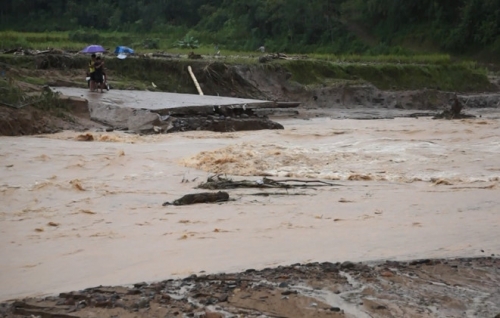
1 0 499 62
0 53 494 93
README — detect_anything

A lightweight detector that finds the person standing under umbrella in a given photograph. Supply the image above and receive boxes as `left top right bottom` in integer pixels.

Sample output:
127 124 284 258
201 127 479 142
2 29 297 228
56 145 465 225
88 54 97 91
93 56 105 93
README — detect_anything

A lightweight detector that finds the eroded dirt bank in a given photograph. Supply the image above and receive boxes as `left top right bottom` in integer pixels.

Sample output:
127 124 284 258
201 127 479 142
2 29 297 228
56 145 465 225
1 257 499 318
2 54 500 136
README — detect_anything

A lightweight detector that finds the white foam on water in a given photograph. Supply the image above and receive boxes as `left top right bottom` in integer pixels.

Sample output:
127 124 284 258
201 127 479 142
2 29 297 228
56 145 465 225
183 118 500 184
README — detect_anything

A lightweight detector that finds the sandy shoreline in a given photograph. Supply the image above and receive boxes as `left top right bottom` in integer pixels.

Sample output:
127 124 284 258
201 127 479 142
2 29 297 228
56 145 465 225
1 116 499 305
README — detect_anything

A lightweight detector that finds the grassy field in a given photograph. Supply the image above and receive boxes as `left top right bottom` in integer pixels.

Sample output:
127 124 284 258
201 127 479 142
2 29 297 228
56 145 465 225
0 31 495 93
0 30 225 54
0 31 473 65
281 60 491 91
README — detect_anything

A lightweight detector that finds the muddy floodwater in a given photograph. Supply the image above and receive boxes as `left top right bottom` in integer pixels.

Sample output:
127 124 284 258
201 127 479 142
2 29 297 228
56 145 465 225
1 113 499 305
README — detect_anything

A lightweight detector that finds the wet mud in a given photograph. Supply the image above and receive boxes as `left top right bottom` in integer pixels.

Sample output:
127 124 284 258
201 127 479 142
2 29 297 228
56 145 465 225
1 258 498 318
0 105 101 136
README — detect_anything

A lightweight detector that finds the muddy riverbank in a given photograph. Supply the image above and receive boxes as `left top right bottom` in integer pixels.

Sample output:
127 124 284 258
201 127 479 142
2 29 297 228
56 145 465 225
1 257 499 318
2 85 500 136
2 53 500 136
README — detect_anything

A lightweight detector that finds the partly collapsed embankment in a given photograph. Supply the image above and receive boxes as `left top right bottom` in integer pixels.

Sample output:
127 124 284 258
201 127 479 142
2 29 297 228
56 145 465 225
1 53 497 99
1 53 499 135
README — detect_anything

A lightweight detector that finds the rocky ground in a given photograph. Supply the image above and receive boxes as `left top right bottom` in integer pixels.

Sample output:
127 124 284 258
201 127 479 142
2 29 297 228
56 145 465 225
1 257 499 318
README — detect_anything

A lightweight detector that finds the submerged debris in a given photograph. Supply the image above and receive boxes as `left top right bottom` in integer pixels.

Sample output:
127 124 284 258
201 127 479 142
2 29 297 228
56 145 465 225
162 176 339 206
197 175 341 190
167 116 284 133
163 191 229 206
434 94 475 119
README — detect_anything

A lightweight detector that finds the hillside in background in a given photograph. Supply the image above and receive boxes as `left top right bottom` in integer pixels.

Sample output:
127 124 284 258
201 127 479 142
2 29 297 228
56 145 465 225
1 0 499 61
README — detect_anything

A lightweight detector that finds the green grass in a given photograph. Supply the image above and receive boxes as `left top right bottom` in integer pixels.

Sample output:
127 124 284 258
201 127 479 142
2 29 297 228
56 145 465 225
0 30 206 52
309 53 452 65
281 60 494 91
0 78 26 105
0 31 265 62
0 31 495 93
0 77 68 112
0 31 69 42
0 31 77 50
0 53 493 93
22 76 46 85
0 31 463 67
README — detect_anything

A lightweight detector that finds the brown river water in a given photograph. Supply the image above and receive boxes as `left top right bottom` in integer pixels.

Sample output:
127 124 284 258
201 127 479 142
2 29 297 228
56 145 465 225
0 115 499 301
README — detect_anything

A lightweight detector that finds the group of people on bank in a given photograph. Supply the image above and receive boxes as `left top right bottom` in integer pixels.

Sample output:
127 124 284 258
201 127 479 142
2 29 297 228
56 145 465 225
87 54 109 92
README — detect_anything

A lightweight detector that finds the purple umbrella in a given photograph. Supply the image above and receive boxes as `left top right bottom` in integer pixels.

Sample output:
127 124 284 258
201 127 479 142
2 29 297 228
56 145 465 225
81 45 106 53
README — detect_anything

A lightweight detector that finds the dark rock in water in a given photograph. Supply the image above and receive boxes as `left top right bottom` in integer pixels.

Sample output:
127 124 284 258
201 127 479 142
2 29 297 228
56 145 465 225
433 95 475 119
433 110 475 120
340 261 356 270
280 290 297 295
134 282 147 288
321 262 339 272
375 305 387 310
409 259 431 266
450 95 463 115
163 191 230 206
168 116 283 133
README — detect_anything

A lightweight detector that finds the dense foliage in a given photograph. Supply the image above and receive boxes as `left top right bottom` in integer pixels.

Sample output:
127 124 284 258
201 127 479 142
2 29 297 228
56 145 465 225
1 0 499 56
342 0 500 54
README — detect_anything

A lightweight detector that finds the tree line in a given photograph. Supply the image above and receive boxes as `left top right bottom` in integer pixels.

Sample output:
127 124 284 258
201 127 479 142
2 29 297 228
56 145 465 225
1 0 499 55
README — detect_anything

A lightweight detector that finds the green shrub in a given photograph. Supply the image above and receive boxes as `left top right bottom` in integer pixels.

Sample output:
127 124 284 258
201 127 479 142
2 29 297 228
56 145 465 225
0 78 66 111
0 78 25 105
176 35 199 49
